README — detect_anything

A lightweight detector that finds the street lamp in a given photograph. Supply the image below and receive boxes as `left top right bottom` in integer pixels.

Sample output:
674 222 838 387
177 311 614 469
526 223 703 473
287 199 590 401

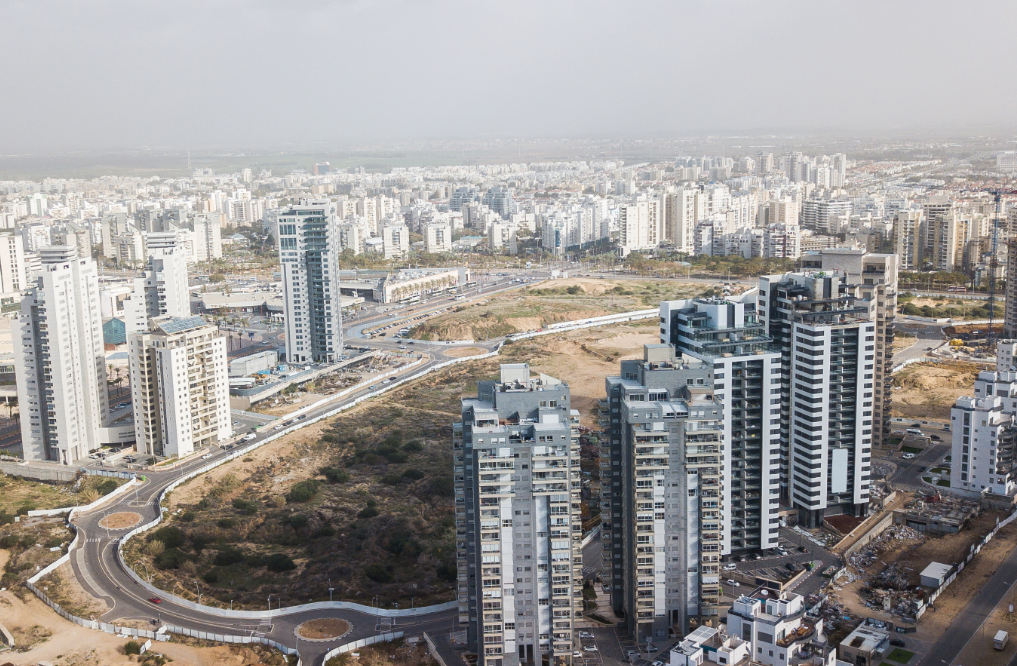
328 578 334 603
373 595 380 630
267 593 274 611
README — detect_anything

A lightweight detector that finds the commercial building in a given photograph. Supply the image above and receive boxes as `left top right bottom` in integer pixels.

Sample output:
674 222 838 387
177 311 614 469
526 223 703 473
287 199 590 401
758 271 877 526
601 345 722 638
14 246 109 464
454 364 583 666
277 199 345 363
660 295 783 553
128 316 231 459
376 267 468 304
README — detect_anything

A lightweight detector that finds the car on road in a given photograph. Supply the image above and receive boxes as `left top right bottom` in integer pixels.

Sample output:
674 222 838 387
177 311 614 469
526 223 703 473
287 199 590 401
902 453 916 459
646 645 658 652
930 434 940 441
297 414 307 420
726 579 739 587
148 597 162 604
273 424 283 430
651 661 664 666
233 420 241 425
798 546 808 553
244 434 257 441
573 652 583 660
889 637 906 647
201 453 212 460
722 563 737 571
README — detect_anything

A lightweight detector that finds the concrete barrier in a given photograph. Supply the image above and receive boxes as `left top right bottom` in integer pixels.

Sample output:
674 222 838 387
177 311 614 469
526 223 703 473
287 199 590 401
27 476 139 518
0 621 14 647
321 632 404 663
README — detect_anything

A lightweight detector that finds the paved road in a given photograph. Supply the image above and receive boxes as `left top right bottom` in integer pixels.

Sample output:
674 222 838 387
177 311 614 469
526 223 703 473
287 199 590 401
917 540 1017 666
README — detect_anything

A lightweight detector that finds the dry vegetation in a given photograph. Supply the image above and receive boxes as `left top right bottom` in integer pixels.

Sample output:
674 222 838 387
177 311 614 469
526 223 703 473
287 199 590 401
0 472 125 518
122 320 653 611
325 639 438 666
410 278 712 341
0 516 74 589
891 360 983 420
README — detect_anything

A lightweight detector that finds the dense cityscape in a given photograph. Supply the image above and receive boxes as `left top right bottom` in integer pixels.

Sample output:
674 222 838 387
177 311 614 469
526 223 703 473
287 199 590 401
3 2 1017 666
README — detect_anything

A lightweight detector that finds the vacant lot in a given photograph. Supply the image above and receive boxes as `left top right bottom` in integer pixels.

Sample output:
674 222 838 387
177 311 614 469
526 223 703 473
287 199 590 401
410 278 711 341
127 321 653 610
892 360 983 420
0 472 126 517
0 516 74 589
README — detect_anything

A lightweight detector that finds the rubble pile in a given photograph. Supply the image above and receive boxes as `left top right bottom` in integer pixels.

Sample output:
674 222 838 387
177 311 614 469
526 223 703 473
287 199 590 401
871 562 913 591
848 525 925 571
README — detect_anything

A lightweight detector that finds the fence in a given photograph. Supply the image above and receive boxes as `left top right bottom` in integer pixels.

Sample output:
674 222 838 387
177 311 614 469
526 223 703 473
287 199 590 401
508 309 658 341
321 632 404 664
891 357 944 374
423 632 449 666
26 476 140 518
912 508 1017 620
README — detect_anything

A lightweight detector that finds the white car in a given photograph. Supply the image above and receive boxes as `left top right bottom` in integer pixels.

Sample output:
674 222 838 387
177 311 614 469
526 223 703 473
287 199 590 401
201 453 212 460
583 646 598 652
902 453 916 460
722 563 737 571
652 661 665 666
726 579 740 587
244 433 257 441
573 652 582 660
579 632 594 639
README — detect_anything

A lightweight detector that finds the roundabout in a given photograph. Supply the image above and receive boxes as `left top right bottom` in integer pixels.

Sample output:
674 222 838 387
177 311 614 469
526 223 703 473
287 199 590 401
295 617 352 642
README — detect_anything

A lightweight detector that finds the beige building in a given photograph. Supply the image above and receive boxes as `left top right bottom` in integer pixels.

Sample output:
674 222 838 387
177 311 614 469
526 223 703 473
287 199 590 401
128 316 230 459
892 209 923 270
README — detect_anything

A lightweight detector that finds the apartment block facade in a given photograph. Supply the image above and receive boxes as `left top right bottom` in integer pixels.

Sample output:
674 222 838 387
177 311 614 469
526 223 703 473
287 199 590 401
660 296 783 553
128 316 230 459
758 271 877 526
455 364 583 666
277 199 345 363
14 246 109 464
601 344 722 639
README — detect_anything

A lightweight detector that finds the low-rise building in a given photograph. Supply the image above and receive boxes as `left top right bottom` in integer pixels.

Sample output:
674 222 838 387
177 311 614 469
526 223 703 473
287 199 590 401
837 623 890 666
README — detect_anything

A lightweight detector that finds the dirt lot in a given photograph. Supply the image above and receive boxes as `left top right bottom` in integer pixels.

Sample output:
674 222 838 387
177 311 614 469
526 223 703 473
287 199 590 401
1 516 74 589
0 473 126 516
442 346 487 358
410 278 709 341
325 639 437 666
891 360 984 420
0 589 291 665
35 561 109 619
99 511 142 530
124 321 651 611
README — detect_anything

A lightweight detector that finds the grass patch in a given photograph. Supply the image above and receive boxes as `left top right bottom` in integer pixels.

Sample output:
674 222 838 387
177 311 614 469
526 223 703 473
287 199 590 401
0 472 125 515
935 479 951 487
886 648 915 664
901 446 921 454
922 477 933 483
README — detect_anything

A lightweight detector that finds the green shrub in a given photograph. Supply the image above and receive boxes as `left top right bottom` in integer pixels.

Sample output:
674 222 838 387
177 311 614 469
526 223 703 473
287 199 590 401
197 499 211 510
314 524 336 539
402 469 424 481
217 518 236 529
365 563 393 583
214 548 246 566
155 547 187 569
358 499 379 519
436 562 457 582
125 639 142 655
151 526 185 549
178 511 196 522
189 534 211 554
430 476 455 497
288 480 320 503
286 514 309 529
266 553 296 572
97 479 118 495
0 534 19 549
402 440 423 453
202 570 219 584
381 474 403 486
19 534 36 548
319 466 350 484
232 498 258 515
0 511 12 526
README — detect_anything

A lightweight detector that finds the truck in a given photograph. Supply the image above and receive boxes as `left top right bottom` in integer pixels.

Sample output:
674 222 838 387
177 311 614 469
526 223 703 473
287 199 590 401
995 630 1008 650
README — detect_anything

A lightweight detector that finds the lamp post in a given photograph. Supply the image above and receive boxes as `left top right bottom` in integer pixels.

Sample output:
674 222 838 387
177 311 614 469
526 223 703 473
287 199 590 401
268 593 274 611
373 595 379 630
328 578 334 603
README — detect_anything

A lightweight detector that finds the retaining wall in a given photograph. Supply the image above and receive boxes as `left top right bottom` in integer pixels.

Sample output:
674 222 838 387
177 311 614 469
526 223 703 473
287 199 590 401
27 476 140 518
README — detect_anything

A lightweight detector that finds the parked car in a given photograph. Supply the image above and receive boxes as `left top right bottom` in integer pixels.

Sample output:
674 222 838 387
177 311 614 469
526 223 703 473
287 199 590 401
890 637 906 648
902 453 916 460
722 563 737 571
201 453 212 460
583 646 598 652
244 433 257 441
573 652 582 660
726 579 740 587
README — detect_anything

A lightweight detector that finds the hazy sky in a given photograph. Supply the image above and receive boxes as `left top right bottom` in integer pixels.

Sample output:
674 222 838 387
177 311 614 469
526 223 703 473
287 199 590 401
1 0 1015 152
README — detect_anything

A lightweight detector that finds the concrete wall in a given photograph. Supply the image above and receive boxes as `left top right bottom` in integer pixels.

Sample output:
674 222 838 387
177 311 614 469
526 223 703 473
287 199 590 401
843 511 896 560
0 461 79 482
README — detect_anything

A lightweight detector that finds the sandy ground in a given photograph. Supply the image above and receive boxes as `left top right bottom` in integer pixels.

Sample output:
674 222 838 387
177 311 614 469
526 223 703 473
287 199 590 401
0 589 282 666
442 346 487 358
517 322 659 424
951 587 1017 666
99 512 142 529
36 562 109 619
253 391 326 416
892 361 983 420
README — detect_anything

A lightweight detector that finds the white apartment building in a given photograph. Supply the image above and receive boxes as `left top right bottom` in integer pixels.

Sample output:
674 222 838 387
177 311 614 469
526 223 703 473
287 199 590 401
455 364 583 666
666 188 699 254
951 340 1017 496
619 195 663 256
758 271 877 526
762 224 801 259
128 316 231 458
192 213 223 261
892 209 923 270
382 222 410 259
725 592 828 666
277 199 344 363
124 246 191 334
424 221 453 253
661 296 783 553
0 232 27 295
14 246 109 464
